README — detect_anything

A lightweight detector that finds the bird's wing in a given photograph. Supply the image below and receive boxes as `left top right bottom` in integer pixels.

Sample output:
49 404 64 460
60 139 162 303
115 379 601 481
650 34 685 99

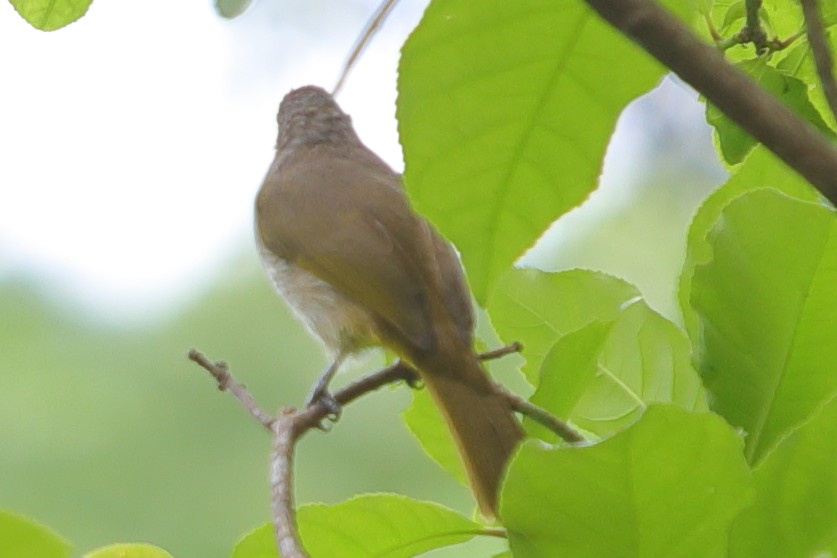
256 146 435 352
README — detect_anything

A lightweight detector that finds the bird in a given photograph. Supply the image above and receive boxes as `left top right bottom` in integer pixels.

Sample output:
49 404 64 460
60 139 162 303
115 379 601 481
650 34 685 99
254 85 522 518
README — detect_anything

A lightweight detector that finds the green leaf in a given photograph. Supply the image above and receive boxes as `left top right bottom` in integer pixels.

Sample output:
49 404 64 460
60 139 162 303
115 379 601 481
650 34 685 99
402 387 468 487
486 268 640 383
691 189 837 464
8 0 93 31
777 40 837 131
720 0 746 32
232 524 276 558
821 0 837 25
706 59 834 165
760 0 805 37
84 544 174 558
502 406 753 557
532 301 707 440
693 0 715 16
0 510 71 558
679 146 821 345
398 0 671 301
729 395 837 556
528 320 612 441
233 495 483 558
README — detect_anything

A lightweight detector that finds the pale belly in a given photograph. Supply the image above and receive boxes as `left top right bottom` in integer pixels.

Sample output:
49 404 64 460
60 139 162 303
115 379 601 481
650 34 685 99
257 240 380 355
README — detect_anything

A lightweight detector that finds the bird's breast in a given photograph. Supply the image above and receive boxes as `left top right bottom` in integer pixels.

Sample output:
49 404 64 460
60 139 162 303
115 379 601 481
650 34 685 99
257 239 380 355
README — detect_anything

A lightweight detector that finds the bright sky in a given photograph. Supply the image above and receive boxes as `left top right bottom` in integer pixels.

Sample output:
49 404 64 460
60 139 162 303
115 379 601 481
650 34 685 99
0 0 721 325
0 0 423 321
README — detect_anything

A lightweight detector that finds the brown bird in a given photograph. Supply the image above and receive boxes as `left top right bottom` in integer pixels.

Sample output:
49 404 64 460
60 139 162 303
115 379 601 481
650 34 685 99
255 85 522 518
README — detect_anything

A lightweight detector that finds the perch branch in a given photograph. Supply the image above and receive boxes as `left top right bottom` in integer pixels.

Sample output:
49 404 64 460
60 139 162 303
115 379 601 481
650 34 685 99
188 348 419 433
801 0 837 123
189 350 418 558
189 342 582 558
584 0 837 206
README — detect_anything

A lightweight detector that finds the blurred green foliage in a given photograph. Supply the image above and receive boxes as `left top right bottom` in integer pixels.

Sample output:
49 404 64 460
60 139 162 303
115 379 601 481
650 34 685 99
0 259 482 557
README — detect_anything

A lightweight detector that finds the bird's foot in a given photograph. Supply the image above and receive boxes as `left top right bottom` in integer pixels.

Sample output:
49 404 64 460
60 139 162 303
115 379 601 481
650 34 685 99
305 386 342 430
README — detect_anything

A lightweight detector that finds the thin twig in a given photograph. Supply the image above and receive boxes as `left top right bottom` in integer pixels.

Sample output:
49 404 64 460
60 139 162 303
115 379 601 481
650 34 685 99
272 409 307 558
801 0 837 122
295 361 417 434
188 348 418 434
478 342 583 443
478 341 523 361
499 388 585 444
704 13 721 43
187 348 274 429
332 0 400 96
776 29 806 50
584 0 837 205
743 0 767 53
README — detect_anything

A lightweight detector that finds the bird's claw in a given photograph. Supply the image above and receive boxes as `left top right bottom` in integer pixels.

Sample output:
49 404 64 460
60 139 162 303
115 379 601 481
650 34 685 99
305 388 342 430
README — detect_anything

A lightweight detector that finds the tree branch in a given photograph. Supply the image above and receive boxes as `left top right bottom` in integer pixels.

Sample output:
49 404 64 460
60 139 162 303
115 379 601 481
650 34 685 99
188 350 418 557
271 409 307 558
187 348 274 429
478 341 523 361
743 0 767 53
801 0 837 123
499 388 585 444
188 344 582 557
584 0 837 206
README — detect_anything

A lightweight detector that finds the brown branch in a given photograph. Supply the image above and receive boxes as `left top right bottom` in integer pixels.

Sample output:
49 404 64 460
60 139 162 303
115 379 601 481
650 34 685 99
189 350 418 557
295 361 417 434
272 409 307 558
801 0 837 123
189 344 533 557
478 341 523 361
187 348 274 429
498 388 585 444
743 0 767 53
584 0 837 206
188 347 419 433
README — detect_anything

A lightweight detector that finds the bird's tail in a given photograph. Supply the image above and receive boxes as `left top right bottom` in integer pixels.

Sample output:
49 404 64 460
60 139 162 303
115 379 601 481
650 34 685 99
417 349 523 518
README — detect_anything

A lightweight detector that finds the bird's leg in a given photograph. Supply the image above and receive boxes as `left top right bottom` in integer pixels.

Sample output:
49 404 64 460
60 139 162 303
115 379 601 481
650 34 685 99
305 352 346 423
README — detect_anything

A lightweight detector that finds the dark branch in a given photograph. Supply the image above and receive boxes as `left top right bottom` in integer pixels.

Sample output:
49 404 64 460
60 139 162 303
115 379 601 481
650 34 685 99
499 388 585 444
294 361 418 435
801 0 837 123
478 341 523 361
584 0 837 206
743 0 767 53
